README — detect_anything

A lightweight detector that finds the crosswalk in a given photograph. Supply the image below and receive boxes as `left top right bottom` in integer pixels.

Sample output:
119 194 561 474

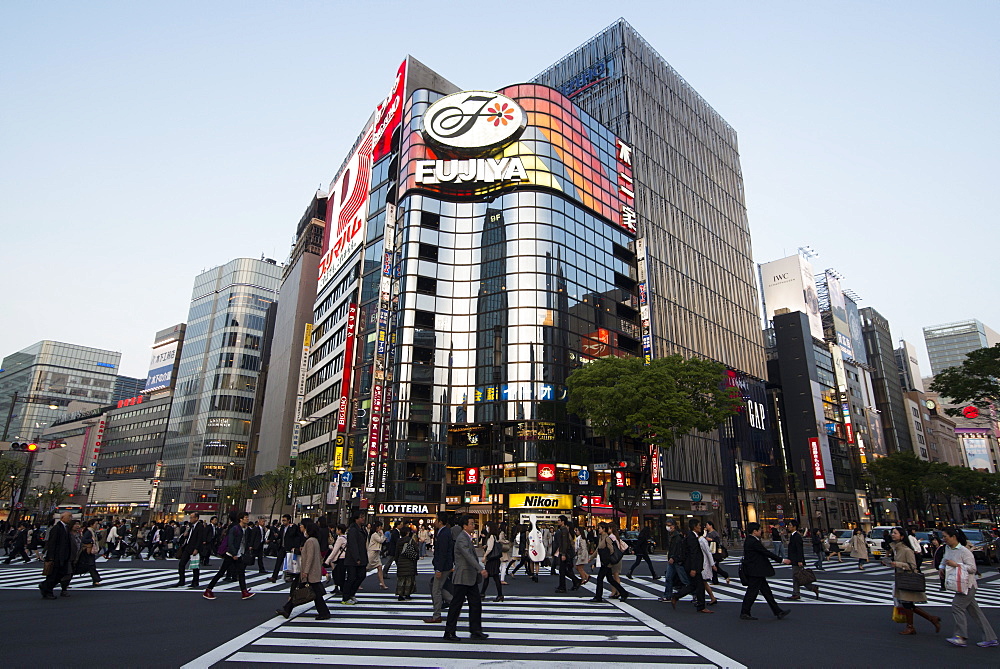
612 563 1000 607
182 593 744 668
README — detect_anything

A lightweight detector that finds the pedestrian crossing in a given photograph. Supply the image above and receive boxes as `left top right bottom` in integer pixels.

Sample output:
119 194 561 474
613 564 1000 607
182 593 744 668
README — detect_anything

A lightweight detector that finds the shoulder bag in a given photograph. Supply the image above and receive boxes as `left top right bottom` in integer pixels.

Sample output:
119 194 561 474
737 557 749 586
894 567 926 592
401 538 419 561
607 537 624 565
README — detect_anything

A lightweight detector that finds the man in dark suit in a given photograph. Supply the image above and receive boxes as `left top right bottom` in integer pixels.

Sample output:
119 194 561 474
3 522 30 564
176 512 209 588
554 515 580 593
382 521 401 578
669 518 709 613
253 517 269 574
787 520 819 600
269 514 302 583
38 512 73 599
444 514 489 641
425 511 454 624
341 512 368 604
740 521 791 620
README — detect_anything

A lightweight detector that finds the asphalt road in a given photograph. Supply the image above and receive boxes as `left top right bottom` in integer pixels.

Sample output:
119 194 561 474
1 554 997 668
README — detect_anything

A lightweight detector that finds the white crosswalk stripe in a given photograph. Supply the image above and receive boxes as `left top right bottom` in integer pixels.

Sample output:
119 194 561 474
181 593 744 668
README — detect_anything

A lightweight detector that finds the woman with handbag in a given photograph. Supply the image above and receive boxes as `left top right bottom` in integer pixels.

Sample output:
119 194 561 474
828 529 843 562
365 520 389 590
705 520 730 585
573 526 592 586
887 526 940 636
480 521 505 602
941 527 996 647
589 522 629 603
276 519 330 620
395 526 419 601
850 528 869 570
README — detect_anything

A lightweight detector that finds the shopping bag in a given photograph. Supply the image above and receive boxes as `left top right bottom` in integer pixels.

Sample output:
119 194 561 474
290 583 315 606
283 553 301 574
944 565 971 595
891 606 906 624
189 556 200 571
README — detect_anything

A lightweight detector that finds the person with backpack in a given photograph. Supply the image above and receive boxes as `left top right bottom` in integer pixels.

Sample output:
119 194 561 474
480 521 505 602
395 525 420 601
589 522 629 603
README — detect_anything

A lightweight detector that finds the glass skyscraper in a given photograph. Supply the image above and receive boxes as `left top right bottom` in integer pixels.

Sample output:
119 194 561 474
159 258 280 513
923 319 1000 376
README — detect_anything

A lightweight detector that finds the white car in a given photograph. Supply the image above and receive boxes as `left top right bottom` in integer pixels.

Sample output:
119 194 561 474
866 526 895 558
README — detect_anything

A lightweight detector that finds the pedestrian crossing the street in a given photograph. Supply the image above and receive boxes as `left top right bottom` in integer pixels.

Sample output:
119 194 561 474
182 593 744 668
612 564 1000 607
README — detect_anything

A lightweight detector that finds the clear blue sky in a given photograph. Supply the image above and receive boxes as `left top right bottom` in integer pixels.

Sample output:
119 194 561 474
2 1 997 378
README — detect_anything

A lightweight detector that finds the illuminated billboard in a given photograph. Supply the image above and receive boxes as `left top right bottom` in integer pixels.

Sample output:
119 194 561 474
760 255 823 340
319 60 408 290
825 272 854 359
963 437 994 472
401 84 636 235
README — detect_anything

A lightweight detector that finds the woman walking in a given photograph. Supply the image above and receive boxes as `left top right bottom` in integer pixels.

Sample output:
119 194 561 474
811 528 826 570
366 520 388 590
573 526 592 585
887 526 940 636
325 524 347 595
480 521 504 602
698 527 718 606
394 525 419 601
941 527 997 647
77 519 102 586
276 519 330 620
929 535 946 591
850 528 869 570
705 520 730 584
828 529 843 562
59 520 83 597
589 522 629 603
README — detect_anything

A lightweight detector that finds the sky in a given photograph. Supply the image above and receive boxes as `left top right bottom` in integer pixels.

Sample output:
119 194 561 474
1 1 997 378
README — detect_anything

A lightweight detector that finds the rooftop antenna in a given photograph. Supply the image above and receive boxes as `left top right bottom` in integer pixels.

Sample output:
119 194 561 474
797 246 818 260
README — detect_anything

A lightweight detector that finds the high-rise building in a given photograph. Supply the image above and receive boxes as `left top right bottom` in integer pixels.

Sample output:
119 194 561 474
0 341 121 442
861 308 912 455
112 376 145 404
895 340 924 393
251 195 326 514
922 319 1000 376
297 20 769 529
158 259 280 514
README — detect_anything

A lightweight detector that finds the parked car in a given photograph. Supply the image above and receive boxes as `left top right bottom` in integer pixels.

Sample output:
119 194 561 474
866 526 895 557
961 528 998 564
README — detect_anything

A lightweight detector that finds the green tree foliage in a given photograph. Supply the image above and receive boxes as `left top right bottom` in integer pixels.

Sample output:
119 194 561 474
566 355 743 448
0 454 27 502
929 343 1000 417
259 465 294 518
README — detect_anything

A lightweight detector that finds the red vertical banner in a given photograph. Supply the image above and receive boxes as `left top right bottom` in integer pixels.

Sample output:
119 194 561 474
809 437 826 489
337 303 358 431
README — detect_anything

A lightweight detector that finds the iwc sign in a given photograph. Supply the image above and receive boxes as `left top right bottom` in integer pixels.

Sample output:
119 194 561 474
416 90 529 186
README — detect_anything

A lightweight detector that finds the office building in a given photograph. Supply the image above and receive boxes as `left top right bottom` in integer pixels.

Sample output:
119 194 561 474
895 340 924 393
297 20 770 529
923 319 1000 376
861 307 913 456
112 376 145 404
157 259 280 515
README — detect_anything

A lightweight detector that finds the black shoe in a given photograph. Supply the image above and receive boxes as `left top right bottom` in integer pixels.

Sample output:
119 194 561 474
60 591 70 597
626 572 634 579
740 614 758 620
275 608 289 619
652 575 661 580
470 632 489 640
570 583 580 591
554 588 567 593
315 614 331 620
175 582 185 588
43 593 57 600
187 584 200 589
776 609 791 620
493 596 504 602
589 597 605 603
443 633 461 642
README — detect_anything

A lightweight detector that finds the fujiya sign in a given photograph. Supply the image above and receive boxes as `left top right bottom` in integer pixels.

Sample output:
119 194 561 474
423 91 526 152
416 90 529 187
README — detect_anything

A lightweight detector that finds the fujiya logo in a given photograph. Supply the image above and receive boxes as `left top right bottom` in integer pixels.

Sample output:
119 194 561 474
423 91 526 152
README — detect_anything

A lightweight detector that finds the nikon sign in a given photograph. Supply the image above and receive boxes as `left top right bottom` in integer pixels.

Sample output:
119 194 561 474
508 493 573 509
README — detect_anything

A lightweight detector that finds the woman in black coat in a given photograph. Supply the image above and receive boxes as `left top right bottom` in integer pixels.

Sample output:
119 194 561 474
75 519 102 586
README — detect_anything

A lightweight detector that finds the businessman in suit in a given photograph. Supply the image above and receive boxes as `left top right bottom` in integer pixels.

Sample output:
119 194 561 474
444 514 490 642
740 521 792 620
669 518 710 613
787 520 819 599
176 512 210 588
270 514 303 583
39 512 74 599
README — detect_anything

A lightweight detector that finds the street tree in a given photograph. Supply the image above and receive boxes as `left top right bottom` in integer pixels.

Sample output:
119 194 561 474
0 454 27 503
929 343 1000 417
866 451 929 522
259 465 294 519
567 354 743 516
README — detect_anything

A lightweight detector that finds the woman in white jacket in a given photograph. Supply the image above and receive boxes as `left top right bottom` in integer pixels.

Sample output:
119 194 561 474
941 527 996 647
698 529 719 605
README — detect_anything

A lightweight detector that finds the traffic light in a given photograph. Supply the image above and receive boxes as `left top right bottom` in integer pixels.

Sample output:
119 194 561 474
611 460 632 471
10 442 38 452
463 490 472 504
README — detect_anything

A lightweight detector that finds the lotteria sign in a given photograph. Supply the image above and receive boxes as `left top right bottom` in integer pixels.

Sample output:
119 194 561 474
508 493 573 509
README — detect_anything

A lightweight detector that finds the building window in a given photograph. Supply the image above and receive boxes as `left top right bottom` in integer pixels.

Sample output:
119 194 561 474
420 212 440 230
414 310 436 330
418 243 438 262
416 276 437 295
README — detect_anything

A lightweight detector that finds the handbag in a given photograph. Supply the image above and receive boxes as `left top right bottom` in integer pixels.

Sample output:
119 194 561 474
794 567 817 585
891 606 907 624
894 568 926 592
737 558 749 586
290 583 316 606
401 539 419 561
189 556 200 571
607 538 624 565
